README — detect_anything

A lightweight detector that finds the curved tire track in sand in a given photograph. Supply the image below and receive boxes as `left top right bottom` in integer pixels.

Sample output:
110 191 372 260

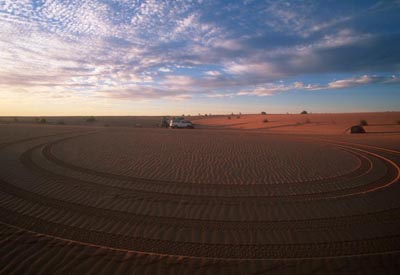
2 223 399 275
33 137 397 200
1 129 400 273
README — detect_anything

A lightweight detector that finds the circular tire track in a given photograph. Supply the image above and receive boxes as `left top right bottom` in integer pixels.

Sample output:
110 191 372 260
29 135 398 200
0 130 400 261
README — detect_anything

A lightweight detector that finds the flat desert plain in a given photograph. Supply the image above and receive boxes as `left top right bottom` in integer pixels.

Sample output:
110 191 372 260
1 112 400 274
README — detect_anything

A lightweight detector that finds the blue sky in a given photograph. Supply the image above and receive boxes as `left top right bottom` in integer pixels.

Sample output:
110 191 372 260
0 0 399 115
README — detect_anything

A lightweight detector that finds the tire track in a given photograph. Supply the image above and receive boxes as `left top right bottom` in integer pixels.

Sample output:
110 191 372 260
1 130 400 261
2 177 400 233
28 140 397 200
1 205 400 259
43 135 370 189
2 222 399 275
0 130 94 150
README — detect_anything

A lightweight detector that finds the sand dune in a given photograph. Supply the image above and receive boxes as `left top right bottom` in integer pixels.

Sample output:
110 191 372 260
0 115 400 274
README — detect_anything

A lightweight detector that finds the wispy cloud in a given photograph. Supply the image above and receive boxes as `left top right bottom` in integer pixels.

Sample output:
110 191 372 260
327 75 400 89
0 0 399 107
205 70 222 77
96 85 192 101
237 75 400 96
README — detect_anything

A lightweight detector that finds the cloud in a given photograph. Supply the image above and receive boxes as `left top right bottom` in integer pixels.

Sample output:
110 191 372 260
206 92 236 98
237 75 400 96
327 75 400 89
96 85 192 101
162 75 196 88
0 0 399 105
237 82 315 96
158 67 172 73
205 70 222 77
212 38 242 50
224 61 286 80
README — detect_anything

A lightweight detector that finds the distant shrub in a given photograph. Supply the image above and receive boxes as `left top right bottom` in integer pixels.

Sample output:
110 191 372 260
38 118 47 124
359 119 368 126
205 114 208 117
227 116 231 119
351 125 366 134
263 118 269 123
86 116 96 122
13 117 19 122
305 118 311 123
237 115 241 119
300 110 308 114
261 111 267 115
57 121 65 125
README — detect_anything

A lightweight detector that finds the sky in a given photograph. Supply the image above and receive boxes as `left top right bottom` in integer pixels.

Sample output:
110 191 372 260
0 0 399 116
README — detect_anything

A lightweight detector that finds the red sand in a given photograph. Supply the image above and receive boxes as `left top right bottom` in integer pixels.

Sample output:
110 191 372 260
0 113 400 274
192 112 400 135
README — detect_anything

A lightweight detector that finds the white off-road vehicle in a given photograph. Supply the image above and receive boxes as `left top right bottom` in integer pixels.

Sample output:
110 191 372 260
169 119 194 129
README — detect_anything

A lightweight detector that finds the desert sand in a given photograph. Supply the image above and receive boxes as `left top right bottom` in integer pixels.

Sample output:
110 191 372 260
1 112 400 274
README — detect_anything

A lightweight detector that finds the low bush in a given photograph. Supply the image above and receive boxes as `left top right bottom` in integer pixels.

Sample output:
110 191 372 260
86 116 96 122
351 125 366 134
359 119 368 126
261 111 266 115
300 110 308 114
263 118 268 123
